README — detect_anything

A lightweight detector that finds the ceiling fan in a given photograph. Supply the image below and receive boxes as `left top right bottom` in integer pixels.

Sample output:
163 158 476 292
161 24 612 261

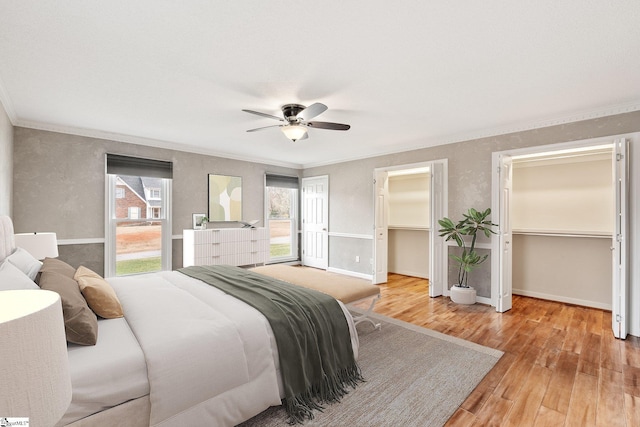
242 103 350 142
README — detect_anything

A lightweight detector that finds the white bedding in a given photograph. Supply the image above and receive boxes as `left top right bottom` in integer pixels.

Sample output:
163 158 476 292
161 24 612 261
60 270 359 426
58 318 149 426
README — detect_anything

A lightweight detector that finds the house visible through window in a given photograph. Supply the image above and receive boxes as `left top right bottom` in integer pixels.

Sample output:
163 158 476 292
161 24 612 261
106 154 172 277
265 174 299 262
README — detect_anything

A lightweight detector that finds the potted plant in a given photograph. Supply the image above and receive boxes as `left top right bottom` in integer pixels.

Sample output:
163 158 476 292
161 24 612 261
438 208 497 304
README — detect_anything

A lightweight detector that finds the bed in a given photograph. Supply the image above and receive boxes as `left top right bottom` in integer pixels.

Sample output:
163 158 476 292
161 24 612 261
0 216 360 427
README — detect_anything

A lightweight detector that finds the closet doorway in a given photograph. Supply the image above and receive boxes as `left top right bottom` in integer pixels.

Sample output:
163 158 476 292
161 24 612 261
492 135 632 338
373 159 448 297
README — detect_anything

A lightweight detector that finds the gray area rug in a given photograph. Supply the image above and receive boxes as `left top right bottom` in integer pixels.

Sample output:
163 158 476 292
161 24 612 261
238 308 503 427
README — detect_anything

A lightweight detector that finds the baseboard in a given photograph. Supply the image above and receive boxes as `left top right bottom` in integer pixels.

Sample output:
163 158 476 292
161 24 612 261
476 296 492 305
513 288 612 311
389 269 428 279
327 267 373 281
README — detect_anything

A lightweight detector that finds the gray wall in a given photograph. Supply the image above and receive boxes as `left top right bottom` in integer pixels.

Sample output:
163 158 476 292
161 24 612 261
304 110 640 291
0 100 12 216
9 111 640 301
12 127 299 274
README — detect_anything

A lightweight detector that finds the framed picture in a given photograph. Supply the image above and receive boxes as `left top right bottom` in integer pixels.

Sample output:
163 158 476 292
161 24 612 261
193 213 207 230
208 174 242 221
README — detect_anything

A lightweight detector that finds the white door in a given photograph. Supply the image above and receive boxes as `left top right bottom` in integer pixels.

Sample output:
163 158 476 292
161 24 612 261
301 176 329 269
429 161 447 297
612 138 629 339
373 170 389 284
497 155 513 312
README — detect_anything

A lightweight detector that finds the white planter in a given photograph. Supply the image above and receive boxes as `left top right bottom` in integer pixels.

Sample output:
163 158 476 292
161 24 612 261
450 285 476 305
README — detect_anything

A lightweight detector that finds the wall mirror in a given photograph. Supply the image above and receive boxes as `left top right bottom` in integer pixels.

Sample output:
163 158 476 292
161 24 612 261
208 174 242 221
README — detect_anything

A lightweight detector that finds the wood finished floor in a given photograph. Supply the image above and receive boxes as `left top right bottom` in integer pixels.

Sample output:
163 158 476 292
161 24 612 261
351 273 640 427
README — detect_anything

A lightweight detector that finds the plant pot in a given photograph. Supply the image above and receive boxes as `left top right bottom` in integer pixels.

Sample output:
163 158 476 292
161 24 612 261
450 285 476 305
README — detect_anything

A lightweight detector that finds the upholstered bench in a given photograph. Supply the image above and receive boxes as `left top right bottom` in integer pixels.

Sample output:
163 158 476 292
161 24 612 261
250 264 381 329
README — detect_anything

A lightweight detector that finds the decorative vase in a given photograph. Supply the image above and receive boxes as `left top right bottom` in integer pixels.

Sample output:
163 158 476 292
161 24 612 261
450 285 477 305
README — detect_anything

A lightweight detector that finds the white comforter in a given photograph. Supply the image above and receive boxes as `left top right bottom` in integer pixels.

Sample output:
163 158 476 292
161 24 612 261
110 271 282 426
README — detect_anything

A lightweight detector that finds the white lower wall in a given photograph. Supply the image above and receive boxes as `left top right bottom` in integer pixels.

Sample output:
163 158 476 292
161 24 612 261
512 233 612 310
388 228 429 279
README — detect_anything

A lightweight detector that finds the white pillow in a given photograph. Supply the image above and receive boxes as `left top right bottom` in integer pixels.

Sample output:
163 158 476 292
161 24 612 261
6 247 43 281
0 260 40 290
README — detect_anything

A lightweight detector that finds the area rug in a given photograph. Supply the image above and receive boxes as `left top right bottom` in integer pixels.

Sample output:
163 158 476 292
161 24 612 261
238 308 503 427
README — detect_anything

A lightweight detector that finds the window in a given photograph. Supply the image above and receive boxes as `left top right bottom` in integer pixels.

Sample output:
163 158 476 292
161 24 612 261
149 189 160 199
115 187 125 198
265 174 299 262
106 154 172 277
128 207 140 219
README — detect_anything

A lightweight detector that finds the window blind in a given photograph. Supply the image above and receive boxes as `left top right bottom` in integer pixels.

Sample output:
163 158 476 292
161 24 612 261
265 174 299 189
106 154 173 179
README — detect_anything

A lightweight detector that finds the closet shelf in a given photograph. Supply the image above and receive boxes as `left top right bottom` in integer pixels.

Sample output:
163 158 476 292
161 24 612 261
388 225 430 231
512 229 612 239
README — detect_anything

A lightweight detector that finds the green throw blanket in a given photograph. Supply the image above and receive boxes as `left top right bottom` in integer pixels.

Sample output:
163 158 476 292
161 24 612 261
178 265 362 424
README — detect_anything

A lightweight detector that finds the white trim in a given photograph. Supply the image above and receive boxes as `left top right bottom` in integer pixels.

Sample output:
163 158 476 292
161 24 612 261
513 289 612 311
476 296 492 305
328 232 373 240
57 235 184 245
15 119 303 169
0 74 17 123
389 269 428 279
302 101 640 168
327 267 373 281
13 102 640 170
58 238 105 245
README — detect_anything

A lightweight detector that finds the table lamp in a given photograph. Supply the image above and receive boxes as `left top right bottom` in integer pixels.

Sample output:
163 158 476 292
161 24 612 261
14 232 59 260
0 290 72 426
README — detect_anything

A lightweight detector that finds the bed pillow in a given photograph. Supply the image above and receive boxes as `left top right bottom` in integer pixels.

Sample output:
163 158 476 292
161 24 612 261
6 247 42 281
39 270 98 345
39 257 76 279
0 260 40 290
74 266 124 319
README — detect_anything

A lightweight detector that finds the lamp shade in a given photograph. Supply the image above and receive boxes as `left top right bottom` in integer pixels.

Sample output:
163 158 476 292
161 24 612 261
281 124 307 142
14 232 59 260
0 290 72 426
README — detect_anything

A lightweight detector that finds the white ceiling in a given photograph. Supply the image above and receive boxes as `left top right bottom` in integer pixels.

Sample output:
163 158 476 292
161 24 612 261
1 1 640 169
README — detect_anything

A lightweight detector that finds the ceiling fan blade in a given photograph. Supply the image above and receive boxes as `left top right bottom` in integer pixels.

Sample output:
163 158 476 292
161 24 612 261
242 109 284 121
306 121 350 131
246 124 282 132
297 102 328 121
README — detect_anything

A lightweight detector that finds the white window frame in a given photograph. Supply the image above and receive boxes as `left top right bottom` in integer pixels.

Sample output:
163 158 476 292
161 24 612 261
115 187 125 198
105 174 172 277
265 185 299 263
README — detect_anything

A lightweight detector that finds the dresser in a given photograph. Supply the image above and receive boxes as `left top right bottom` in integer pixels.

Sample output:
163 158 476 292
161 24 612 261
183 228 269 267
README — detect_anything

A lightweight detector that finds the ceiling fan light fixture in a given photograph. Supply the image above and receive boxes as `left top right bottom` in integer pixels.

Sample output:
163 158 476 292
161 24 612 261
281 124 307 142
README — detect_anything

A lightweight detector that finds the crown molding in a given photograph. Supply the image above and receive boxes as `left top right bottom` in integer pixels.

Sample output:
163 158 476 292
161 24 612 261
0 75 17 124
10 100 640 171
13 119 304 170
301 101 640 169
